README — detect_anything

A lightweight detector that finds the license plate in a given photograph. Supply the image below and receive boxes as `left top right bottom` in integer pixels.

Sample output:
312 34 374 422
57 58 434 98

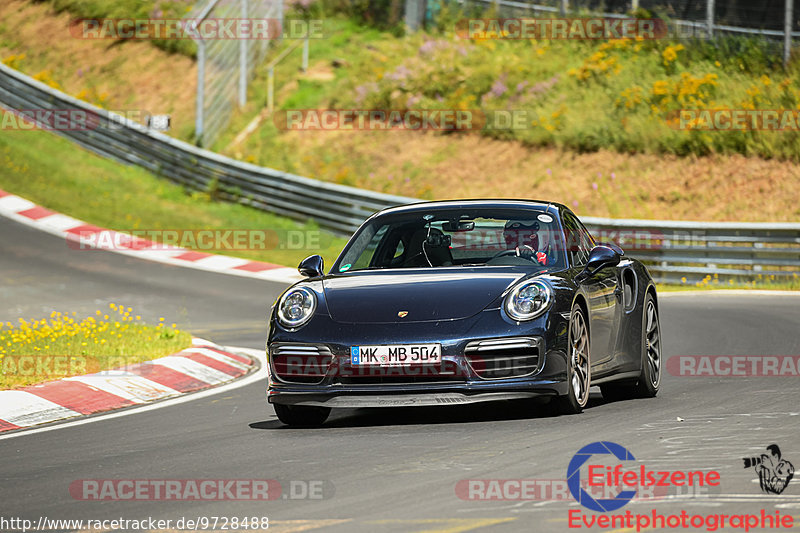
350 344 441 366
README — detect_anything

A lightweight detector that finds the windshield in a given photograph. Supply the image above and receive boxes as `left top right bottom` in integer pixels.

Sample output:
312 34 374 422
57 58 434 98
333 208 567 272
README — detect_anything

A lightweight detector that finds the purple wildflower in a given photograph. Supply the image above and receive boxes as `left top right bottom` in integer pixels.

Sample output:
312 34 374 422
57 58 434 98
490 78 508 98
388 65 411 82
419 39 437 55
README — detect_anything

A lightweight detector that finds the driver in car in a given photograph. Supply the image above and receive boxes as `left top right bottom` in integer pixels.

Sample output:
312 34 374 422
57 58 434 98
503 220 551 266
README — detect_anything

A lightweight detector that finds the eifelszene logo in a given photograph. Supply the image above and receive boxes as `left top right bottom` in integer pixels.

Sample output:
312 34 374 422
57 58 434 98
567 441 637 512
567 441 721 513
744 444 795 494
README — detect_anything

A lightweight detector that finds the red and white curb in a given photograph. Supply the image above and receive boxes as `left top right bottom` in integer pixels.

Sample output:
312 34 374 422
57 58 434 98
0 189 303 284
0 338 256 433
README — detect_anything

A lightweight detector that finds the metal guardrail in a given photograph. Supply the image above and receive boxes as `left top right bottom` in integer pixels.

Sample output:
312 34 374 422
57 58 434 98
457 0 797 66
0 63 414 237
580 217 800 283
0 63 798 283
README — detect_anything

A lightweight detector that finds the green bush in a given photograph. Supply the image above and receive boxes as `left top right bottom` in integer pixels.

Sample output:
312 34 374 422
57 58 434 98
331 17 800 161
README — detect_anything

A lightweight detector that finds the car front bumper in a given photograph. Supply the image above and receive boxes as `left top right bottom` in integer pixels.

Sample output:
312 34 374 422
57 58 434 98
267 307 571 408
267 353 570 408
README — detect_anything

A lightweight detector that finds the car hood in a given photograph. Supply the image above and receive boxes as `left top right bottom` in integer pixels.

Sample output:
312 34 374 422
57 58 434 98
322 269 527 324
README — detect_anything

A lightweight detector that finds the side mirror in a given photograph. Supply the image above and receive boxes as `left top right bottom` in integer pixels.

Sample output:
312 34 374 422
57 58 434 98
597 242 624 256
579 245 620 281
298 255 324 278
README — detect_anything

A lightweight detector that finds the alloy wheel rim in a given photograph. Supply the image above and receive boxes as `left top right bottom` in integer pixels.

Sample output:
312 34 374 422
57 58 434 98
570 311 590 405
645 300 661 387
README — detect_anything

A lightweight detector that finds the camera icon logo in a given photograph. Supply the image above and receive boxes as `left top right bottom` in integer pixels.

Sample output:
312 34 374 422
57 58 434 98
743 444 794 495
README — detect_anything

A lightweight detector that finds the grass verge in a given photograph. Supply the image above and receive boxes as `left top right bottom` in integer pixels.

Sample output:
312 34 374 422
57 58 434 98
0 128 348 268
216 17 800 222
0 304 191 389
3 7 800 222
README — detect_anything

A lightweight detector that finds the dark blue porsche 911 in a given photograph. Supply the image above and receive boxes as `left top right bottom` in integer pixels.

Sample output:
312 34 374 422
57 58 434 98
267 200 661 426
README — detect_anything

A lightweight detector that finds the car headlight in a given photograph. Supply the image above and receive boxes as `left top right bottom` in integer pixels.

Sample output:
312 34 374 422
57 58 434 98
504 279 552 321
277 286 317 328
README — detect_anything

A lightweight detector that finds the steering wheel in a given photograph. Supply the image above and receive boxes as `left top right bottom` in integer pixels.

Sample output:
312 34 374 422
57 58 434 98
490 246 537 261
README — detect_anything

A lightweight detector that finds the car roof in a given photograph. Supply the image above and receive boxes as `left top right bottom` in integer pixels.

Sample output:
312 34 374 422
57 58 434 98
375 199 570 217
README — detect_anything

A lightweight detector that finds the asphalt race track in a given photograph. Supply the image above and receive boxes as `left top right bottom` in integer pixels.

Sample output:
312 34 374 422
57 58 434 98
2 215 800 533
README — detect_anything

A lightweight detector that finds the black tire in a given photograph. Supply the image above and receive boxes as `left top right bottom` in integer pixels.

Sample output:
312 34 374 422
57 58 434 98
556 303 591 415
273 404 331 427
601 292 661 401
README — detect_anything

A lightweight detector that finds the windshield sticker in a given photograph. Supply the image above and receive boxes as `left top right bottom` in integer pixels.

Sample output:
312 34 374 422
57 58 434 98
339 263 352 272
538 214 553 223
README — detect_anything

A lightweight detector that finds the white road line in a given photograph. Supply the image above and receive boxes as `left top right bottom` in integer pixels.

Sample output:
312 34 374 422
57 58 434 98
659 290 800 297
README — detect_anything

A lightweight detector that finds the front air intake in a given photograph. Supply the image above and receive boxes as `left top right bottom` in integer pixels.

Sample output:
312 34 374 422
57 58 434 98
464 337 541 380
270 343 332 384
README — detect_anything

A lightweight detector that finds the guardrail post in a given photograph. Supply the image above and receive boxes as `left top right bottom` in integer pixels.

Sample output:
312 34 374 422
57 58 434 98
785 0 793 68
706 0 715 38
239 0 249 107
302 38 309 73
278 0 284 42
196 39 206 145
268 66 275 113
560 0 568 16
631 0 639 10
405 0 427 31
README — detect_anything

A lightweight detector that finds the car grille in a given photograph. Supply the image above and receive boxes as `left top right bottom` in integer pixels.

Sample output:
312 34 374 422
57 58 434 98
270 344 332 384
464 337 541 380
334 359 465 385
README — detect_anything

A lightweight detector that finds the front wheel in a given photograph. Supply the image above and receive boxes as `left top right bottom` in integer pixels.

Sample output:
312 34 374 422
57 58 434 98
273 404 331 427
556 304 591 414
634 294 661 397
601 292 661 401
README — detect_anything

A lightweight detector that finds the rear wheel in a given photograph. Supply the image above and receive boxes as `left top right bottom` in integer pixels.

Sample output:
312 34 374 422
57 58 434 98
556 304 591 414
273 404 331 427
601 292 661 401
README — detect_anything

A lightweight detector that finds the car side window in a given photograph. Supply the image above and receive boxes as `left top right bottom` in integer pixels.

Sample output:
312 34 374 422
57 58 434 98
576 219 596 254
562 212 592 266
